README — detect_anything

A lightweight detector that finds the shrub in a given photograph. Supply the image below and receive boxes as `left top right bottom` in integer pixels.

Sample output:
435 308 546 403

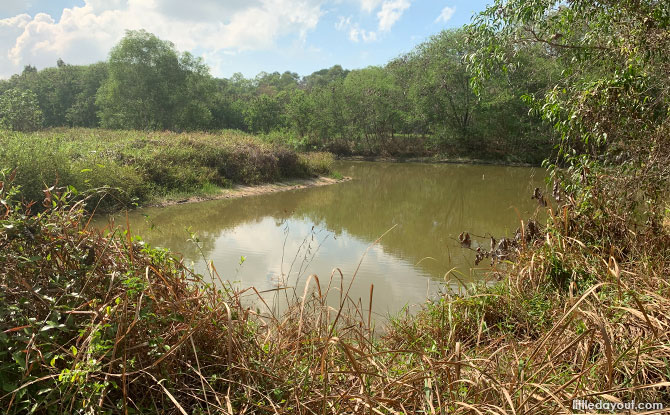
0 88 43 132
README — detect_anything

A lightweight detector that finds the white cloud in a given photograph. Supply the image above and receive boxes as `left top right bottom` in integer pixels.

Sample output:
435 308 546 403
153 0 260 22
336 0 410 44
0 0 325 78
0 14 31 56
435 6 455 24
85 0 129 13
376 0 410 32
335 15 351 31
358 0 382 13
335 15 376 43
349 26 377 43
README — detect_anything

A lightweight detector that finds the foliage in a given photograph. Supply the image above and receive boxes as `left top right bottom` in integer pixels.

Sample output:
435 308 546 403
468 0 670 254
244 93 285 134
96 30 214 131
458 0 670 409
0 178 247 413
0 61 108 129
0 88 43 131
468 0 670 160
65 63 109 127
1 2 669 412
398 30 477 145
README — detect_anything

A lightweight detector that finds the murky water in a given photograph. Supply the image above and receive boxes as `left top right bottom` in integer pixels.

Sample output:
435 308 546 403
97 161 545 320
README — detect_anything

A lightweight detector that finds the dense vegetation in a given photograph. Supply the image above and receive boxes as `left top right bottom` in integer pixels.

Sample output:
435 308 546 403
1 0 669 413
0 129 332 212
0 29 556 163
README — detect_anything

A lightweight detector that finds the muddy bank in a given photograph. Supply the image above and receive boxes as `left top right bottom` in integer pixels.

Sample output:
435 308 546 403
150 176 352 207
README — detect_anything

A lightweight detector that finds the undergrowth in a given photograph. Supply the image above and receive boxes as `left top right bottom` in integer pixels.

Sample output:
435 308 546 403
0 128 333 212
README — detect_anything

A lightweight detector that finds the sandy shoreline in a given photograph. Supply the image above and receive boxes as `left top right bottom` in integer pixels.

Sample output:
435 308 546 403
150 176 352 208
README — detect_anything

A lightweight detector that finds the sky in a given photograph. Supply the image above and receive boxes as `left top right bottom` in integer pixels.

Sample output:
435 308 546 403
0 0 491 79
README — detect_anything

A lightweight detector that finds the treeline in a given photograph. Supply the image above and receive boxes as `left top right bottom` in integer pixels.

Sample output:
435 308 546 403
0 29 559 162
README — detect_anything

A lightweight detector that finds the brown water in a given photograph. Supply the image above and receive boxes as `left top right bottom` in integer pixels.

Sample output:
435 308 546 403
98 161 545 320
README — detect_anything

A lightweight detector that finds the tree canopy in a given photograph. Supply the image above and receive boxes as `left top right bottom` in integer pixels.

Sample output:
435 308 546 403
467 0 670 162
96 30 213 131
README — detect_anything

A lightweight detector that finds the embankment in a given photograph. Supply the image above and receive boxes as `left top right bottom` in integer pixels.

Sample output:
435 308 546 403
0 128 335 212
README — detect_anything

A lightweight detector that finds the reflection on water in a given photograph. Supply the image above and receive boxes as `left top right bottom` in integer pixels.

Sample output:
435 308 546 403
97 161 545 320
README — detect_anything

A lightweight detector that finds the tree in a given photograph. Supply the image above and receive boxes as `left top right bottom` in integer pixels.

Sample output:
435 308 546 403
65 62 109 127
342 67 402 153
244 94 285 134
468 0 670 161
97 30 211 130
309 81 348 146
22 65 37 75
468 0 670 247
303 65 350 90
285 89 315 139
173 52 214 131
403 30 478 146
0 88 43 131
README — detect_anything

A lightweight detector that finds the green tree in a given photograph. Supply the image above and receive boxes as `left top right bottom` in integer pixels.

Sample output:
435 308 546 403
1 61 83 128
208 76 250 130
285 89 315 139
244 94 285 134
65 62 108 127
468 0 670 161
303 65 350 90
0 88 43 131
468 0 670 249
384 27 554 159
97 30 211 130
255 71 300 94
174 52 215 130
402 30 478 147
342 67 401 153
309 81 348 147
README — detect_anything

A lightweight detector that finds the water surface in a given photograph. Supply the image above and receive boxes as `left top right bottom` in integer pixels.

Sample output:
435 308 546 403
98 161 544 320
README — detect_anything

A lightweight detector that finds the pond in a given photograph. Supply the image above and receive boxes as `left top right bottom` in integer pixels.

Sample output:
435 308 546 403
97 161 545 322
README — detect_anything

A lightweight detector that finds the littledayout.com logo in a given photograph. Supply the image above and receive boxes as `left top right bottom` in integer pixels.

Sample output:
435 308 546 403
573 399 665 413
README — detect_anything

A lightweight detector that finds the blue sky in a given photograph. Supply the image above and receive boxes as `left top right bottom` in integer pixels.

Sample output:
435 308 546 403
0 0 491 79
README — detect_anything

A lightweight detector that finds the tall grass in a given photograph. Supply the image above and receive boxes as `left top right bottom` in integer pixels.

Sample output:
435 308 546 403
1 166 669 414
0 128 333 211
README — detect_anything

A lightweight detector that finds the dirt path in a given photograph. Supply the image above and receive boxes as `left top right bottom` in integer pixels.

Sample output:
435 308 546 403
151 176 352 208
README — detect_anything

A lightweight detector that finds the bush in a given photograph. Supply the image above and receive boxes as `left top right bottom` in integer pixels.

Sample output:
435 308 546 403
0 88 43 132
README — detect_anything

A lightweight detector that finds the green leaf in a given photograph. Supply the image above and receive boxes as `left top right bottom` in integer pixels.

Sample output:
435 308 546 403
12 350 26 367
50 355 61 367
2 381 17 393
40 321 65 331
